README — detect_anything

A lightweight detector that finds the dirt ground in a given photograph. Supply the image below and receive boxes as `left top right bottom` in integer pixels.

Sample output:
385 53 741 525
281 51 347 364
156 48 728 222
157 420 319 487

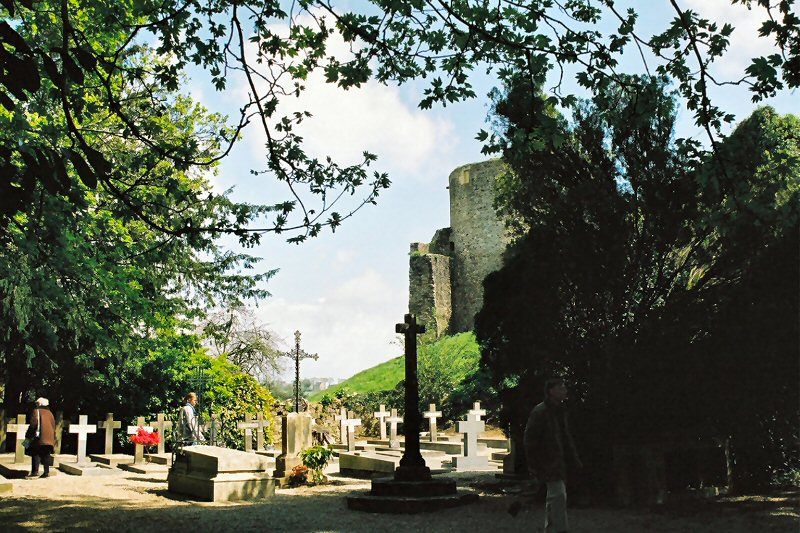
0 467 797 532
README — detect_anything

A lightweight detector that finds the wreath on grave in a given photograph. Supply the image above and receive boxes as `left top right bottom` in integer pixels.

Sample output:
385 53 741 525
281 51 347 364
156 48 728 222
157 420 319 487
129 427 160 458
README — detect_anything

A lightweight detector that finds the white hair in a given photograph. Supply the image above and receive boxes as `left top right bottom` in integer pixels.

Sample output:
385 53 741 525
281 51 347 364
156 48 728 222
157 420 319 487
36 397 49 407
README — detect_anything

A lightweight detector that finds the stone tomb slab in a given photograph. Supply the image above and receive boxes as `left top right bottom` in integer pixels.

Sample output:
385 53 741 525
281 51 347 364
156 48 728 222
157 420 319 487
338 452 401 478
119 461 169 474
143 452 172 465
89 453 135 467
59 461 117 476
168 445 276 502
0 454 71 478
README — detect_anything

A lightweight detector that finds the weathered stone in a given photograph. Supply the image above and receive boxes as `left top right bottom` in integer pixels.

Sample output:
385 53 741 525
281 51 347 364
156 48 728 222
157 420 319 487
255 413 268 452
273 413 312 479
237 413 258 452
96 413 121 455
168 445 276 502
6 415 28 463
373 404 390 440
148 413 173 455
67 415 96 464
126 417 152 464
334 407 348 445
343 412 362 453
453 413 489 471
89 453 134 467
423 404 442 443
339 452 400 478
387 409 402 449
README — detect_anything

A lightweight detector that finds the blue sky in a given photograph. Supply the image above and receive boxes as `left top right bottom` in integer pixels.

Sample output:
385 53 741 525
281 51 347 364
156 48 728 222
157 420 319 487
184 1 798 380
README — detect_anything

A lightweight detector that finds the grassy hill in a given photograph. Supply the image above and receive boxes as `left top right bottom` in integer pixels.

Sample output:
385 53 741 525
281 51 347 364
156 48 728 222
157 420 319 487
308 332 479 402
308 355 404 401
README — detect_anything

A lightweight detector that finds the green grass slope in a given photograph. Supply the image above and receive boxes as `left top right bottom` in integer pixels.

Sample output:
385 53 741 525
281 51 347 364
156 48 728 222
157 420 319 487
308 355 404 401
308 332 479 402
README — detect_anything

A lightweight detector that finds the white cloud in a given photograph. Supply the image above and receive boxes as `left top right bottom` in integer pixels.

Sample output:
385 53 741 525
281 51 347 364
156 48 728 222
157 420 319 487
683 0 779 78
233 16 457 178
254 268 405 379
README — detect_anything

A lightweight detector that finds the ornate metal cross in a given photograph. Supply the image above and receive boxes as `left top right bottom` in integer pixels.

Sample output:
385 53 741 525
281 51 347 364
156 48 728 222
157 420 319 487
280 330 318 412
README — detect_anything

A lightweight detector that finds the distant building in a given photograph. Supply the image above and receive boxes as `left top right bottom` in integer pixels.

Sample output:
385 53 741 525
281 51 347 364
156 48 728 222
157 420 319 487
307 377 340 391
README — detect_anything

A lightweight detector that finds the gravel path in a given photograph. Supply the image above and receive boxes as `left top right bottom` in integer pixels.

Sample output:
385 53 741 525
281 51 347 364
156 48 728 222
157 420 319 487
0 466 796 532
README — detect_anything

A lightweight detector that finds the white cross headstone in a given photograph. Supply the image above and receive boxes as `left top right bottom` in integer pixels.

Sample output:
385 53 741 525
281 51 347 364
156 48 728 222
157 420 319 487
237 413 259 452
69 415 97 464
387 408 403 449
127 416 153 464
373 404 390 440
334 407 348 444
255 413 268 452
147 413 173 455
7 414 28 463
423 403 443 443
468 402 486 421
97 413 121 455
342 412 362 452
454 412 489 471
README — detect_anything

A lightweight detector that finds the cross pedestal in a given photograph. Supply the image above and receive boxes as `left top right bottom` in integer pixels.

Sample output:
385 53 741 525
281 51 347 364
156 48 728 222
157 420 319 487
373 404 390 440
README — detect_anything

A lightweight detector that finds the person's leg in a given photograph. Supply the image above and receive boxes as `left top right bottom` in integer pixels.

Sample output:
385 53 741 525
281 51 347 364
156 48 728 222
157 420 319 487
544 479 568 532
41 451 50 476
30 454 40 476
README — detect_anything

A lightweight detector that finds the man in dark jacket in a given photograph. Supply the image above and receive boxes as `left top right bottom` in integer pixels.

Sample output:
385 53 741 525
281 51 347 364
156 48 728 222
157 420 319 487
523 378 582 532
25 397 57 478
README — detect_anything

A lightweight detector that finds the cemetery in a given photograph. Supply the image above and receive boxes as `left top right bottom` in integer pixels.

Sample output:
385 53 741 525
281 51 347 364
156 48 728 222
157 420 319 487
0 0 798 531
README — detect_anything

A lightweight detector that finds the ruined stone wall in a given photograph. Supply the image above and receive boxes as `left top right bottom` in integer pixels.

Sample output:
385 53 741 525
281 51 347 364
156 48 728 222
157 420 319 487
448 159 507 333
409 240 452 337
408 160 506 336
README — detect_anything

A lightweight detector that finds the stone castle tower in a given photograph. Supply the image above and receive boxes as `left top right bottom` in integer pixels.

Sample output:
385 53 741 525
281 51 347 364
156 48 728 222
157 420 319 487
409 159 508 336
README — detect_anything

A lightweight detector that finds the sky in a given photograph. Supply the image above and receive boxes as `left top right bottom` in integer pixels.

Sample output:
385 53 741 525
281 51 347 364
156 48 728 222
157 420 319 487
184 1 798 380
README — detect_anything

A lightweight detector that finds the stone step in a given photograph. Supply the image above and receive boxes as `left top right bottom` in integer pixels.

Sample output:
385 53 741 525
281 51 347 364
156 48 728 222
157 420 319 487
478 438 509 450
371 477 456 497
346 490 479 513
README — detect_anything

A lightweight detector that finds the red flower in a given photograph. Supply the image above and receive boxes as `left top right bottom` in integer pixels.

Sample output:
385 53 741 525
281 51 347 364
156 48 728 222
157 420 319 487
129 427 160 446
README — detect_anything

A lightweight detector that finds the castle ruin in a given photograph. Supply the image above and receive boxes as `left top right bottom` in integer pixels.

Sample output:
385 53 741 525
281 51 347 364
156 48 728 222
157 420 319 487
408 159 508 336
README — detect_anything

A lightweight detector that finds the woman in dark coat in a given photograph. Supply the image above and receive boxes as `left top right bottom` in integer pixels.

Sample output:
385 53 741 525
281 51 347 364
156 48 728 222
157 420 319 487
25 397 57 478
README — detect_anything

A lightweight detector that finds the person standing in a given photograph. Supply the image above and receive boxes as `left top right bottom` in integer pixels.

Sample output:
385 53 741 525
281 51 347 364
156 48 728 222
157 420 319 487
523 378 582 533
180 392 204 445
25 397 57 478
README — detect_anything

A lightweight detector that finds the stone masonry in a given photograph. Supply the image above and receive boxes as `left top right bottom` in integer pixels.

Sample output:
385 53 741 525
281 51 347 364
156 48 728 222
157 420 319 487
409 159 508 335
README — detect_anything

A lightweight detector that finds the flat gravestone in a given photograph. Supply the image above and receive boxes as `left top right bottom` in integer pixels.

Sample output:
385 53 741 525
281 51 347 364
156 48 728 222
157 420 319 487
168 445 276 502
423 403 442 443
373 404 390 440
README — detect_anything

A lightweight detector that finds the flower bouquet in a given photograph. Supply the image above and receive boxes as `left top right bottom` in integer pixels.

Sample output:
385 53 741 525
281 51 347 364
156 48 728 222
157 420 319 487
129 427 160 461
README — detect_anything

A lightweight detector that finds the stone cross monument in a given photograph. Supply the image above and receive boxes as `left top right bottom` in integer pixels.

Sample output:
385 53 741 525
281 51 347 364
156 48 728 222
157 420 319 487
237 414 259 452
334 407 348 445
68 415 97 464
148 413 173 455
280 330 318 413
6 414 28 463
454 412 488 471
255 413 268 452
97 413 121 455
373 404 390 440
394 313 430 481
343 412 362 453
387 409 402 449
127 417 153 464
423 403 442 443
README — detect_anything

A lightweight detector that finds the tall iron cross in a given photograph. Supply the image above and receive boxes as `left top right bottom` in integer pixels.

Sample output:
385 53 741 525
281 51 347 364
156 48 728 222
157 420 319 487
281 330 318 413
187 365 210 415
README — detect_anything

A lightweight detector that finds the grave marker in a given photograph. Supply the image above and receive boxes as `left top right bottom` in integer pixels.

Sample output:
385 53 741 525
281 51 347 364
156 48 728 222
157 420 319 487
373 404 390 440
97 413 121 455
237 414 259 452
423 403 442 443
255 413 268 452
6 415 28 463
468 402 486 421
387 409 403 449
148 413 173 455
453 412 489 471
279 330 318 412
334 407 348 445
343 412 362 452
68 415 97 464
127 417 153 464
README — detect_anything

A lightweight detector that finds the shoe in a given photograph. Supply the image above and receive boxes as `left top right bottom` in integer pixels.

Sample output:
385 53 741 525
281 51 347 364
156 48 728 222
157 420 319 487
39 473 50 478
25 473 39 479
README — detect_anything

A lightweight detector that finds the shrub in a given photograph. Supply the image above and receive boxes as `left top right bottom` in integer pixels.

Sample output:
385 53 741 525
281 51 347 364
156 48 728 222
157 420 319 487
300 445 335 484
